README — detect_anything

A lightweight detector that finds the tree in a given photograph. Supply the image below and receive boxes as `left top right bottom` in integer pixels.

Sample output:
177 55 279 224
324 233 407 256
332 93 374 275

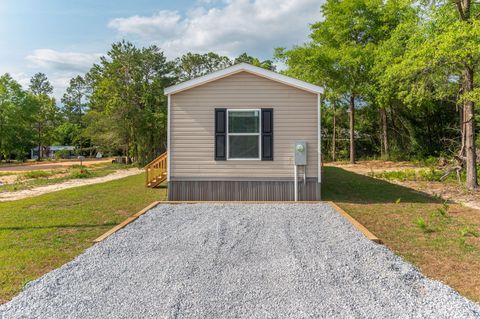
368 1 419 159
234 53 276 71
29 73 53 96
0 74 35 161
277 0 385 163
85 41 176 164
175 52 232 81
384 2 480 189
278 0 419 164
60 75 90 151
28 73 59 160
61 75 89 124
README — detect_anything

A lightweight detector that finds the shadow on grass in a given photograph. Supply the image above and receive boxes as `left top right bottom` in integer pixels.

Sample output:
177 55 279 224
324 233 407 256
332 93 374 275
0 222 118 231
322 167 439 204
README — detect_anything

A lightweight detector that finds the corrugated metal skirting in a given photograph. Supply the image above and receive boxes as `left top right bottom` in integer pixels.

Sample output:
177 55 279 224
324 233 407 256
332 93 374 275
168 180 320 201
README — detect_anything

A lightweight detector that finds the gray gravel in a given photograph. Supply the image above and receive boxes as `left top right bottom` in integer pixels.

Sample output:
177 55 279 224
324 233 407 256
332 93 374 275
2 203 480 319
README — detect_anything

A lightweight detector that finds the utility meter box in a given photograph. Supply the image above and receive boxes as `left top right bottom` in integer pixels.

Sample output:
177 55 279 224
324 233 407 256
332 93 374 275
294 141 307 165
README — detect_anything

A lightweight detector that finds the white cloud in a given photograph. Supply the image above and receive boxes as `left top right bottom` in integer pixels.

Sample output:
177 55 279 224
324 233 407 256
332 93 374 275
26 49 102 73
18 0 322 101
108 0 323 58
23 49 103 100
108 10 182 39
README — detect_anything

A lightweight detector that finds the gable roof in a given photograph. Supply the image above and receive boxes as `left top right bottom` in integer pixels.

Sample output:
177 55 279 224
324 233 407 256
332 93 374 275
164 63 324 95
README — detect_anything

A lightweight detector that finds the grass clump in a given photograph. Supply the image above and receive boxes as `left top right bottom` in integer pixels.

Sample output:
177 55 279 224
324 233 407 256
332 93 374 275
23 170 59 179
414 217 435 233
69 168 92 179
435 202 449 217
414 201 451 234
458 226 479 252
460 227 480 238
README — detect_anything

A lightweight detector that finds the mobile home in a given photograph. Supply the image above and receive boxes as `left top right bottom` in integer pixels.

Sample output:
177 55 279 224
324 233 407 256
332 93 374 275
146 63 323 201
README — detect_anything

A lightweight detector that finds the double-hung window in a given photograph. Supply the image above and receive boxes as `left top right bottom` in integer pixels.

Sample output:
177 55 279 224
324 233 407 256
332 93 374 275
227 109 261 159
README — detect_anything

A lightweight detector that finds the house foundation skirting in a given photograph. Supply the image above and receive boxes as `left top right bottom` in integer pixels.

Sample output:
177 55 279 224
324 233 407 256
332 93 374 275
168 179 320 201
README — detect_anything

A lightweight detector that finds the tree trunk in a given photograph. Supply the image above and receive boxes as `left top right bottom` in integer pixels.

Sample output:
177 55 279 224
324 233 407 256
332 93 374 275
460 104 465 157
37 125 42 161
349 94 355 164
464 67 477 190
332 100 336 161
381 107 389 158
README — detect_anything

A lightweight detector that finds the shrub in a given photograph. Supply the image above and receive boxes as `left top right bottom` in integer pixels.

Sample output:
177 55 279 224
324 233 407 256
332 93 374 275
418 168 443 181
69 168 92 179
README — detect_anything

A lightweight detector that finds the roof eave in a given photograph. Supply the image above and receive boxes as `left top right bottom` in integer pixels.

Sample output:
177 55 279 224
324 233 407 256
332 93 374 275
164 63 324 95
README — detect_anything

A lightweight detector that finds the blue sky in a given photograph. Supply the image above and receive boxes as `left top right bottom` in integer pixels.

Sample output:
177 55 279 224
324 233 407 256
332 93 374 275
0 0 322 99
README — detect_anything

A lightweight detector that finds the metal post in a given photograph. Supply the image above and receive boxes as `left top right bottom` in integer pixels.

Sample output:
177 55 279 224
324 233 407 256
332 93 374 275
317 94 322 200
294 164 298 202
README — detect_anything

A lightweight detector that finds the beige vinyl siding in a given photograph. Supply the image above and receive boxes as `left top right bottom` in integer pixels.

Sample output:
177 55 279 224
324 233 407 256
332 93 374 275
170 71 318 180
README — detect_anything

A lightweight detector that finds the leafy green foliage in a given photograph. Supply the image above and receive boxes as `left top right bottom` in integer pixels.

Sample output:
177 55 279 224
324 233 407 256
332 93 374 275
415 217 434 233
0 74 35 160
69 167 92 179
29 73 61 160
368 168 445 182
234 53 276 71
175 52 232 81
23 170 58 179
85 41 176 165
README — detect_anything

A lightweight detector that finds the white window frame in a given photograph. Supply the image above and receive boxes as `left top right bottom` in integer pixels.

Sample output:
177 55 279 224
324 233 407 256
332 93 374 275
226 109 262 160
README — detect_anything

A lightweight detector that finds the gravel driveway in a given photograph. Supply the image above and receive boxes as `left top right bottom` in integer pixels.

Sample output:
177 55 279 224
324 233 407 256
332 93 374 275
2 203 480 318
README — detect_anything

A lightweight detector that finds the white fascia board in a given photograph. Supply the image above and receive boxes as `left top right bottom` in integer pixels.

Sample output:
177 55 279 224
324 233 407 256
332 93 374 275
164 63 324 95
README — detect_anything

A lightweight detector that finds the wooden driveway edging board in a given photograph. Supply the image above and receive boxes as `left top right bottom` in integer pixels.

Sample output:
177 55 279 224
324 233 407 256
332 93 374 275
93 200 382 245
326 201 383 244
93 201 161 243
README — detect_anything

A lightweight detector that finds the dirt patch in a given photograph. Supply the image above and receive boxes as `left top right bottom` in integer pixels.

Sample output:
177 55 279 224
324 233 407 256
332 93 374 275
0 159 112 172
0 175 19 185
325 160 422 174
0 168 142 201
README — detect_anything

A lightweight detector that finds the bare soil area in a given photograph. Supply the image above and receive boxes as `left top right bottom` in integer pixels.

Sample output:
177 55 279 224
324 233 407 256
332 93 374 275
326 160 421 174
0 159 112 172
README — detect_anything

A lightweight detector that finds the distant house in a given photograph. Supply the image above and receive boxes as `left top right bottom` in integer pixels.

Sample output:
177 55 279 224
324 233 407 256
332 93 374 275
31 146 75 159
145 63 324 201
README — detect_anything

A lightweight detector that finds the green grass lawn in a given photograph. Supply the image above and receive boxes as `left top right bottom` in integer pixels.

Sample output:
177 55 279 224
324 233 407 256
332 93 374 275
0 173 166 303
323 167 480 303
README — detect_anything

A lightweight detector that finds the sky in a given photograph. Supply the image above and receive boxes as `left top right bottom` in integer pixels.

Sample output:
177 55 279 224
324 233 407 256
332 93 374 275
0 0 323 100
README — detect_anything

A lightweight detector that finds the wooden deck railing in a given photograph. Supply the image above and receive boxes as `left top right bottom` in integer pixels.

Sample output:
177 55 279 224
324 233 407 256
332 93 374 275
145 152 167 187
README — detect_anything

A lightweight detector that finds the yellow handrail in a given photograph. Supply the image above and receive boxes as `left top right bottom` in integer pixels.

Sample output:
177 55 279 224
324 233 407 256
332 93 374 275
145 152 167 186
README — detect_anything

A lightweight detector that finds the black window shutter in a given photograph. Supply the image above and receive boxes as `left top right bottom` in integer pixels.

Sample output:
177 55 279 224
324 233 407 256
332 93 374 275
261 108 273 160
215 108 226 160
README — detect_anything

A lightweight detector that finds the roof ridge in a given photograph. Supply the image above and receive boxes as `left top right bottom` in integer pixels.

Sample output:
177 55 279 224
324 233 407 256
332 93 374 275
164 63 323 95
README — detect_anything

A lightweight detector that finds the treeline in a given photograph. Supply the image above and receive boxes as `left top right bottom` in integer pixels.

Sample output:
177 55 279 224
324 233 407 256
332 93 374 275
276 0 480 189
0 43 274 165
2 0 478 188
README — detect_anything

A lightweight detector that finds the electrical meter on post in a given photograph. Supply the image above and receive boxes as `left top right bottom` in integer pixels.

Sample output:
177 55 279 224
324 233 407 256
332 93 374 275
293 141 307 201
